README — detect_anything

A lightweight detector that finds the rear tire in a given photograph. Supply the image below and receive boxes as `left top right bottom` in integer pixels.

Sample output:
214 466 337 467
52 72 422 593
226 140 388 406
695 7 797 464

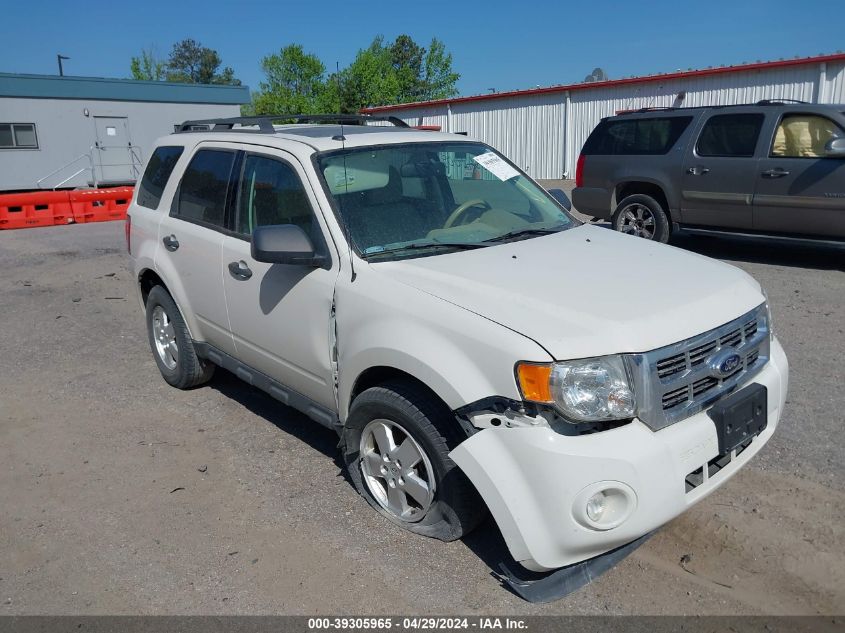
145 285 214 389
612 194 671 243
342 380 485 541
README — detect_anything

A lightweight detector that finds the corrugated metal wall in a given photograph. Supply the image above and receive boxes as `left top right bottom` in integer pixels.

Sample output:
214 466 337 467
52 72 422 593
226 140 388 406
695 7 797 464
387 61 845 180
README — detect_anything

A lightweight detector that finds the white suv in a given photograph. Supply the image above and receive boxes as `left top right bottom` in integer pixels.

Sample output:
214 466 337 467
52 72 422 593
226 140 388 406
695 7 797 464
127 115 788 578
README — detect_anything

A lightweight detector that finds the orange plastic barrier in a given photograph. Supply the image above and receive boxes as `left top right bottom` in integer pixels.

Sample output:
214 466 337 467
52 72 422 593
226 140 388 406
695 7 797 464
69 187 134 224
0 190 75 230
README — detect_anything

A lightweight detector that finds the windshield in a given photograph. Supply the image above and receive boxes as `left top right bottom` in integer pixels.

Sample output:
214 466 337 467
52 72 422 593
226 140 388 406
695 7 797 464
316 142 575 260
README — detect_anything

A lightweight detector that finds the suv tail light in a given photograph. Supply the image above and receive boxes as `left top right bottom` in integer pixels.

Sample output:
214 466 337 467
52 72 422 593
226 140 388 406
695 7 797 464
125 215 132 255
575 154 586 188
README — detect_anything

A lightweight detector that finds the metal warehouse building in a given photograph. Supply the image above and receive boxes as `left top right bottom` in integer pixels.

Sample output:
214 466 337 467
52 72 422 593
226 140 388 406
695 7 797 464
0 74 250 192
363 53 845 180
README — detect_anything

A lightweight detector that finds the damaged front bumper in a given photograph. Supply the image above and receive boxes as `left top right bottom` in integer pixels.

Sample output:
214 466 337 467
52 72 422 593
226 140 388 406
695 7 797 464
450 337 788 572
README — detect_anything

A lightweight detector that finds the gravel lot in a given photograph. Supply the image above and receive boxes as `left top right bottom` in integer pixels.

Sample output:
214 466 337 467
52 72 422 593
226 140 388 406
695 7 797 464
1 196 843 615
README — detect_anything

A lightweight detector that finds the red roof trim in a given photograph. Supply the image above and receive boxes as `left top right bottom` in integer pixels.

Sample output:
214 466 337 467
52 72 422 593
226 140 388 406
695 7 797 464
362 53 845 113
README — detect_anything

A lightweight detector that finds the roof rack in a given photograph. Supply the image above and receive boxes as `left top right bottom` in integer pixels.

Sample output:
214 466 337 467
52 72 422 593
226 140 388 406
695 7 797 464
174 114 410 134
756 99 809 105
634 106 676 113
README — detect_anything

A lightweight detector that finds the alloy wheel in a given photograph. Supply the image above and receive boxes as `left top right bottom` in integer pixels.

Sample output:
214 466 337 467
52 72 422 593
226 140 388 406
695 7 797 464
359 419 435 522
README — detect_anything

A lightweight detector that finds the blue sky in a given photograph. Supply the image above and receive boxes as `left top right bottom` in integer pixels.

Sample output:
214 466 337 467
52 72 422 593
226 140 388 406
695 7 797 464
1 0 841 98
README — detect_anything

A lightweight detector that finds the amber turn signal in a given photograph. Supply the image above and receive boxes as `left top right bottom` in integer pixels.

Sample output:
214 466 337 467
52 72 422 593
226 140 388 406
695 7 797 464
516 362 554 403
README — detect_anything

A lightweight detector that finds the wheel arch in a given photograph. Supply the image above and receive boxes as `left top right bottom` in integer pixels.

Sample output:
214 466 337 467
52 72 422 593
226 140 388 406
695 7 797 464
348 365 458 424
136 266 201 342
614 181 672 220
138 268 166 305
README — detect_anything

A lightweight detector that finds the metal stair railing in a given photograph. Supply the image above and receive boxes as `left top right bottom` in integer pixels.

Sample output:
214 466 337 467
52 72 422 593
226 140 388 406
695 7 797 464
37 144 144 190
36 152 96 189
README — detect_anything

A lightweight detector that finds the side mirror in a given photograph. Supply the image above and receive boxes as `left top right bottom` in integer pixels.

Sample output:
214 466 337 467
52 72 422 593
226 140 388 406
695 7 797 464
251 224 326 267
547 188 572 211
824 137 845 158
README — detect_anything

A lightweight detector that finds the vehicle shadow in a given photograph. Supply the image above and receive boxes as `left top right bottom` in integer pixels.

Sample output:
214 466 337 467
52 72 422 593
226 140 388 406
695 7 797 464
206 368 530 591
669 232 845 271
207 367 340 460
582 219 845 271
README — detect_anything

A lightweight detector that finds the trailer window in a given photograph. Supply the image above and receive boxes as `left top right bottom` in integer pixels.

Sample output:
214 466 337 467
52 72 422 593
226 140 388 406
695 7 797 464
0 123 38 149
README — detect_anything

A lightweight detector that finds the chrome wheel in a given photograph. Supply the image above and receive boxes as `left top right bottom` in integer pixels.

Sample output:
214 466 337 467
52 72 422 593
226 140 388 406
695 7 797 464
618 203 656 239
151 305 178 370
359 419 435 522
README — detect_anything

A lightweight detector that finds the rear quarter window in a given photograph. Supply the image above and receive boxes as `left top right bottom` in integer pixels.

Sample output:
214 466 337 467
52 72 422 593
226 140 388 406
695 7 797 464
582 116 692 155
137 146 184 210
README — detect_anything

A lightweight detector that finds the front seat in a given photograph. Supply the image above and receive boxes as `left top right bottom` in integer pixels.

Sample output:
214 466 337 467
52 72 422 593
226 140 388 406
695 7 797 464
347 167 429 248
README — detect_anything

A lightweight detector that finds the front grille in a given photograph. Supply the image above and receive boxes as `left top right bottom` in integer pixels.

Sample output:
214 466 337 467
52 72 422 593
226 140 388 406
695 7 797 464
628 304 770 430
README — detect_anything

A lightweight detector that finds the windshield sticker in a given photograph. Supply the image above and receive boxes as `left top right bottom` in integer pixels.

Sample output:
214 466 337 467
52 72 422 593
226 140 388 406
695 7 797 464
472 152 519 181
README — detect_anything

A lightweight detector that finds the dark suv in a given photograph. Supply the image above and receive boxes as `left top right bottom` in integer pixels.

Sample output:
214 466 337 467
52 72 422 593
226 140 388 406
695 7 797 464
572 101 845 242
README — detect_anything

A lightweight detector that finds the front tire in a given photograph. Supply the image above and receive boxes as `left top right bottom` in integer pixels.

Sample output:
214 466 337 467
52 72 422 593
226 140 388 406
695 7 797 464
612 194 671 243
145 285 214 389
342 380 485 541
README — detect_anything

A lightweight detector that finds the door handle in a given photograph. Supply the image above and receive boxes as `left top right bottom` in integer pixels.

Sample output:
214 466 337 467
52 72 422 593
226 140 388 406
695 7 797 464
228 261 253 281
686 166 711 176
762 169 790 178
162 234 179 251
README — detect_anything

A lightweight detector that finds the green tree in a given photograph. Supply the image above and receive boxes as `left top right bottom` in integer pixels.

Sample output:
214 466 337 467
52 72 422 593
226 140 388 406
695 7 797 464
130 48 166 81
251 45 329 115
390 34 425 102
339 36 401 112
247 35 459 116
165 39 241 85
421 38 460 100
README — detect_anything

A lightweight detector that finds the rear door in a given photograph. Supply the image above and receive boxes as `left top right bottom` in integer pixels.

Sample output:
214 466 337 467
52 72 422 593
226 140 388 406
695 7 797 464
221 148 339 410
753 111 845 237
157 144 239 355
680 111 766 229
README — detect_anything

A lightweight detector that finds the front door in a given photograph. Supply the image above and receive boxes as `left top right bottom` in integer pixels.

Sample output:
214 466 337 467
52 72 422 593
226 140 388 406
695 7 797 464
93 116 139 184
680 112 766 229
753 112 845 237
221 149 339 409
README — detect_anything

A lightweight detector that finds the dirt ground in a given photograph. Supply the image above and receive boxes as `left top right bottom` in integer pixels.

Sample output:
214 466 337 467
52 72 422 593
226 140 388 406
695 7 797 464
1 200 843 615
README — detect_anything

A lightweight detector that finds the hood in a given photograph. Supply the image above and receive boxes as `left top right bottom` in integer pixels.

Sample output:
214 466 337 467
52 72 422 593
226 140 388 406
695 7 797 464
371 225 763 359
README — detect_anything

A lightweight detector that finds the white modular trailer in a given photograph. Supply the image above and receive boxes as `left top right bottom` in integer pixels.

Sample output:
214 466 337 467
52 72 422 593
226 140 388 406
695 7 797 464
363 54 845 180
0 74 250 192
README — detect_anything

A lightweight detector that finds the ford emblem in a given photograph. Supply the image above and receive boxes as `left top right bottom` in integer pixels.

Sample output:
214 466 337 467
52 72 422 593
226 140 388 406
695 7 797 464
708 348 742 378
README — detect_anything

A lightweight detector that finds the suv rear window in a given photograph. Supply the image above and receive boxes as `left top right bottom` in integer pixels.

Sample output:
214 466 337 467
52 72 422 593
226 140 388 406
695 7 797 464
697 113 764 157
175 149 236 228
137 146 183 210
581 116 692 155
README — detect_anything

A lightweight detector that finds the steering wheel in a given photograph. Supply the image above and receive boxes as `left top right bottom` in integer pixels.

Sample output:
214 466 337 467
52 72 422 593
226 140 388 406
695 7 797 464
443 199 491 229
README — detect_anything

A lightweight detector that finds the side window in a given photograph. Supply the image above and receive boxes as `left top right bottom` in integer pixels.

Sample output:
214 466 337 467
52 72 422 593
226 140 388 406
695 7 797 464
175 149 236 228
582 117 692 155
771 114 844 158
697 113 764 157
236 154 322 245
0 123 38 149
137 146 184 210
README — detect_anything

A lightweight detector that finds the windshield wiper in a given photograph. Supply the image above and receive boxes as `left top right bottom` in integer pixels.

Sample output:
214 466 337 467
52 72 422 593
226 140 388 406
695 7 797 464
482 225 567 244
361 241 489 259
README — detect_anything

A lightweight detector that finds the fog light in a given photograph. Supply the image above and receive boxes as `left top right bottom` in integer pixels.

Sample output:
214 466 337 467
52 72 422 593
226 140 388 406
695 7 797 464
572 481 637 531
585 492 606 522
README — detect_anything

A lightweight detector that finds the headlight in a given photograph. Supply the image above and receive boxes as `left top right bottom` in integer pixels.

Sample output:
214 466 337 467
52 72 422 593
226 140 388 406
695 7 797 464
761 289 774 336
517 356 636 422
